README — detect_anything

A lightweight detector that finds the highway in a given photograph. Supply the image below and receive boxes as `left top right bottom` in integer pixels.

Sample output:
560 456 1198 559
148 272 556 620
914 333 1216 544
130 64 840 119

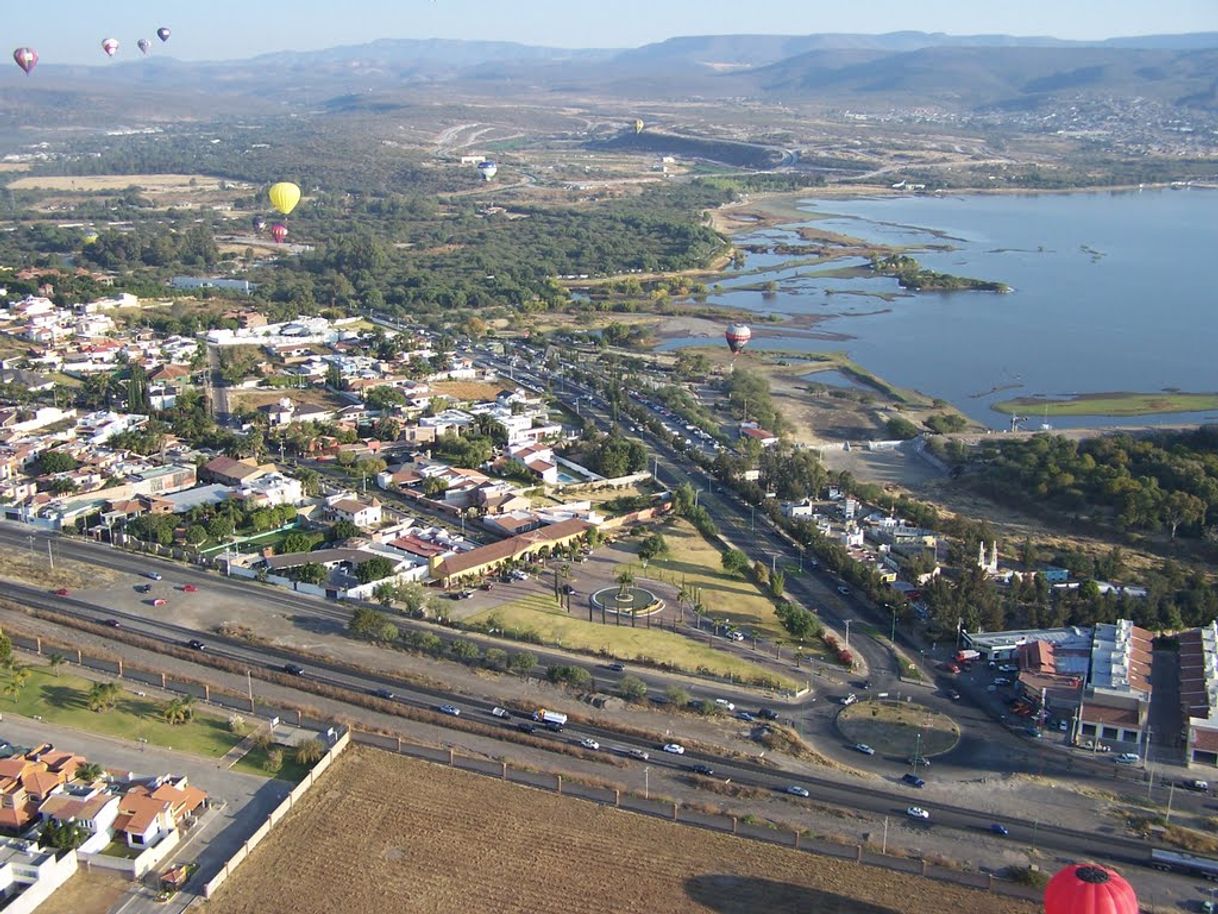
0 569 1170 875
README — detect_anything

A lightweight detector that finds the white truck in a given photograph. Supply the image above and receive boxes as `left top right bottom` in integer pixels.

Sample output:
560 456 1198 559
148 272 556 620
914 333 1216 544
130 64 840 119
533 709 568 727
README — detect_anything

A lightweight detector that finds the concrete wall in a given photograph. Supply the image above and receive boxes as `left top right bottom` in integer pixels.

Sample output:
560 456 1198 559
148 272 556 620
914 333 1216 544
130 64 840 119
5 850 77 914
82 828 179 880
202 729 350 900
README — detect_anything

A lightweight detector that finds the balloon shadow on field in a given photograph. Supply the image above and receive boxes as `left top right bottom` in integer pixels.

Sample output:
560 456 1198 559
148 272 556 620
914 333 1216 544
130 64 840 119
685 874 902 914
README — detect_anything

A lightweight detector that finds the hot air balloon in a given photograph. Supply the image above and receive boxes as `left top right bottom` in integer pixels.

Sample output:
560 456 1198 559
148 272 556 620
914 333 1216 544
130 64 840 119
138 39 151 55
102 38 120 58
634 119 645 135
477 161 498 182
251 215 267 234
270 223 288 244
267 182 300 216
725 322 752 356
1044 864 1138 914
157 27 172 43
13 48 38 76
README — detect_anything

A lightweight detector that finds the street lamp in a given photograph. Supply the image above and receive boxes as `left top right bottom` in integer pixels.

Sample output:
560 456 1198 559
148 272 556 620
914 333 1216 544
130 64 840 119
843 619 853 650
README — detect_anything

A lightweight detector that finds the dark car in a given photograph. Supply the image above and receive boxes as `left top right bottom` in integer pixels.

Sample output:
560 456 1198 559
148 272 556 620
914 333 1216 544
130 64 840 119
561 583 576 595
686 764 716 776
945 689 961 701
608 662 625 672
990 823 1009 836
757 708 779 721
185 639 206 651
102 619 121 628
282 663 305 676
902 773 926 788
372 688 396 700
516 723 537 734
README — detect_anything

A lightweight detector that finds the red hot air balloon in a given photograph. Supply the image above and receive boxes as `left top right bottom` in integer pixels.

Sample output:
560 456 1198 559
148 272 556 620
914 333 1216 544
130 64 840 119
1044 864 1138 914
725 322 751 356
157 27 172 43
13 48 38 75
270 223 288 244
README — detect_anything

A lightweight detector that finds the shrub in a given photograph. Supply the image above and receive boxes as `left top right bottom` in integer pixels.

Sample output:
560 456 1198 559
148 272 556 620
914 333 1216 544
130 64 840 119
263 748 284 774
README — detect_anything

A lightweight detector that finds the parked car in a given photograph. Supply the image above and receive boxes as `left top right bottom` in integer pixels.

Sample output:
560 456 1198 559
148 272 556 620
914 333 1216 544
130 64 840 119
757 708 779 721
182 584 198 593
786 785 810 798
902 773 926 788
52 588 70 596
993 677 1011 686
714 699 736 712
455 590 474 600
853 743 876 756
579 738 600 751
561 584 575 595
1115 752 1139 765
990 823 1009 836
282 663 304 676
135 583 151 593
143 572 162 581
736 711 755 722
480 581 495 591
836 585 850 596
840 694 858 706
907 756 931 768
906 806 930 820
662 743 686 755
945 689 961 701
151 598 167 607
437 704 461 717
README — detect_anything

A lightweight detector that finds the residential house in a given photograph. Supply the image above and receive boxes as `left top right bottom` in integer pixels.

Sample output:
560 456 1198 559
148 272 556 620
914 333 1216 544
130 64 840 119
199 456 265 487
327 496 382 529
39 791 120 854
431 518 591 586
0 837 78 912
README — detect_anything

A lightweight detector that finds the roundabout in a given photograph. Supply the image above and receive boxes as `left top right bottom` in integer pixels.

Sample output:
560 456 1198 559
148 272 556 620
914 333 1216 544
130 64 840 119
836 699 960 759
589 585 664 619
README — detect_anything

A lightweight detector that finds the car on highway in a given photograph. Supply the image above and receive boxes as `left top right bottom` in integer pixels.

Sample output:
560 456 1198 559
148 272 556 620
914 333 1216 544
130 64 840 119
438 704 461 717
714 699 735 712
608 662 625 672
143 572 162 581
687 764 715 776
1182 778 1210 792
579 738 600 750
662 743 686 755
185 639 206 651
836 585 850 596
372 688 395 700
282 663 304 676
517 723 537 734
901 773 926 788
102 619 121 628
853 743 876 756
1114 752 1139 765
786 785 810 798
840 693 858 706
907 756 931 768
628 748 650 761
52 588 70 596
906 806 930 820
151 598 167 607
945 689 961 700
989 823 1009 836
491 706 511 718
757 708 779 721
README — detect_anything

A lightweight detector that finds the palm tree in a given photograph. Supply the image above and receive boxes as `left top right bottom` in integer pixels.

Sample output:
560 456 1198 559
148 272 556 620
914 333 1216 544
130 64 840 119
293 737 325 766
2 664 31 700
86 682 120 713
74 762 105 785
46 653 66 674
161 695 195 726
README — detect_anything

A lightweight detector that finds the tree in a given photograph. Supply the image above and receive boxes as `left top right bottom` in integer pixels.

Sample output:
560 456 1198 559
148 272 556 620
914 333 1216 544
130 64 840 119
356 556 396 585
547 665 593 689
279 531 316 555
161 695 196 725
619 674 648 702
290 562 327 586
263 748 284 775
372 582 397 608
395 582 428 616
74 762 105 784
507 651 537 676
329 520 359 542
3 665 30 700
769 568 786 599
37 451 79 475
664 684 691 707
637 532 670 562
721 549 750 577
86 681 120 713
39 818 88 852
294 738 326 766
1163 491 1206 540
350 606 391 639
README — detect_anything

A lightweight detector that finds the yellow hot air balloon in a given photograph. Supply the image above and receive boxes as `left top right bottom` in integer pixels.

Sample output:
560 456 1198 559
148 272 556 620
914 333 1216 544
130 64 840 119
634 119 645 135
267 182 301 216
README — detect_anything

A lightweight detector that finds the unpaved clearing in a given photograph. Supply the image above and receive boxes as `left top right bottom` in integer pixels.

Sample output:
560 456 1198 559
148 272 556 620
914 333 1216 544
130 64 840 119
207 746 1036 914
0 546 119 591
431 379 511 402
9 173 251 193
34 869 128 914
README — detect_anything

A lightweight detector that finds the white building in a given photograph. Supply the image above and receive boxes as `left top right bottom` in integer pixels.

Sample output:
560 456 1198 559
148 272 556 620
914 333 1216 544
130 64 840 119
0 837 77 914
328 495 382 529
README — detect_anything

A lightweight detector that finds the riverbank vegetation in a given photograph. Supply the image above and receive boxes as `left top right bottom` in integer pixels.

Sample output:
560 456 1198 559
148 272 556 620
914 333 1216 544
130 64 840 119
993 391 1218 418
867 254 1009 293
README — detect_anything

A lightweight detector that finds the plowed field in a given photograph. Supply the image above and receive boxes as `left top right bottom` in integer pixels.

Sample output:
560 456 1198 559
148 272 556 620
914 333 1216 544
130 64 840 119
207 747 1037 914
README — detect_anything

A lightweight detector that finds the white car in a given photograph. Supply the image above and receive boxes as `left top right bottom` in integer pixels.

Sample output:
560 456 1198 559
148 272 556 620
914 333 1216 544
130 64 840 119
906 806 930 820
714 699 736 712
438 704 461 717
628 748 650 761
580 738 600 751
662 743 686 755
786 785 810 798
853 743 876 756
1115 752 1140 765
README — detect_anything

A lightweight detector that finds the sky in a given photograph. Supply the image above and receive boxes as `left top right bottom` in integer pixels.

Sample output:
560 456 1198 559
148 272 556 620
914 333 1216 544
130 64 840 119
6 0 1218 65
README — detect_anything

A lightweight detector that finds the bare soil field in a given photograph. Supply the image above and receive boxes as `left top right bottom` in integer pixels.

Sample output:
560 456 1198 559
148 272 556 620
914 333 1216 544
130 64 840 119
8 173 251 193
34 869 128 914
0 546 119 591
207 747 1036 914
431 379 511 402
226 388 349 412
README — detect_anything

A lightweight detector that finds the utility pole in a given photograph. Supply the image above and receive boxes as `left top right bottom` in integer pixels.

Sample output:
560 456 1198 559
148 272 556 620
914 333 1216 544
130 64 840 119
750 505 755 531
882 816 889 855
46 540 54 570
1166 781 1176 824
844 619 853 650
890 607 897 643
644 766 650 800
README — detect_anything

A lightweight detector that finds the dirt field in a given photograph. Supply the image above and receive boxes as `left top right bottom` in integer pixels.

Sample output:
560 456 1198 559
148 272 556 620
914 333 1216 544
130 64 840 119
226 388 349 412
35 869 128 914
0 546 119 591
8 173 251 193
431 379 511 402
207 747 1036 914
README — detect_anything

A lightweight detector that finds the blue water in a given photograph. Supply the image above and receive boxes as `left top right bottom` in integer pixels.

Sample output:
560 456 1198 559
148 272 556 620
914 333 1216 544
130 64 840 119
666 188 1218 428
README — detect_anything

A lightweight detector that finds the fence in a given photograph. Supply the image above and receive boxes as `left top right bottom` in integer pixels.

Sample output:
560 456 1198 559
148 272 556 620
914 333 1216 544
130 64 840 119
201 729 350 899
85 828 180 880
347 731 1042 906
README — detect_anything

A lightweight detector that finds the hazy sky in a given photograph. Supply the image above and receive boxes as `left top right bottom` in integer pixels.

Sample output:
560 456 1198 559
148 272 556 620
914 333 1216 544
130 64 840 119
7 0 1218 65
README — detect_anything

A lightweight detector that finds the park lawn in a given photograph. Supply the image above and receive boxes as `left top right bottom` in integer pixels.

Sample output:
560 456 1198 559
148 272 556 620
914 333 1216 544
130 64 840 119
232 744 312 783
470 593 797 690
992 391 1218 417
635 519 815 650
0 668 242 759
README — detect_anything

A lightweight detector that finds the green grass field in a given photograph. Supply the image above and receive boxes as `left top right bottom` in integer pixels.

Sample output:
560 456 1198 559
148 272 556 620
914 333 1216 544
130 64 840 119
992 392 1218 417
470 592 796 689
0 668 242 758
232 744 312 782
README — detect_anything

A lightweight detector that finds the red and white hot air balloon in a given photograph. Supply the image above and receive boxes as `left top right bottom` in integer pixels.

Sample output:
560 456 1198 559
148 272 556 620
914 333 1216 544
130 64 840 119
725 322 751 357
101 38 120 58
13 47 38 76
269 223 288 244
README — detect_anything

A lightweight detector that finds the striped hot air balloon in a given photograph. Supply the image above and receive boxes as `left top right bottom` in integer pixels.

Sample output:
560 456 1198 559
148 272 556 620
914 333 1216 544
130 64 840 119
725 322 751 356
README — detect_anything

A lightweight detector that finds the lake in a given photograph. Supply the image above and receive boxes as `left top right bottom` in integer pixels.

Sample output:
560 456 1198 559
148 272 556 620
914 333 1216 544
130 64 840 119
664 188 1218 429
